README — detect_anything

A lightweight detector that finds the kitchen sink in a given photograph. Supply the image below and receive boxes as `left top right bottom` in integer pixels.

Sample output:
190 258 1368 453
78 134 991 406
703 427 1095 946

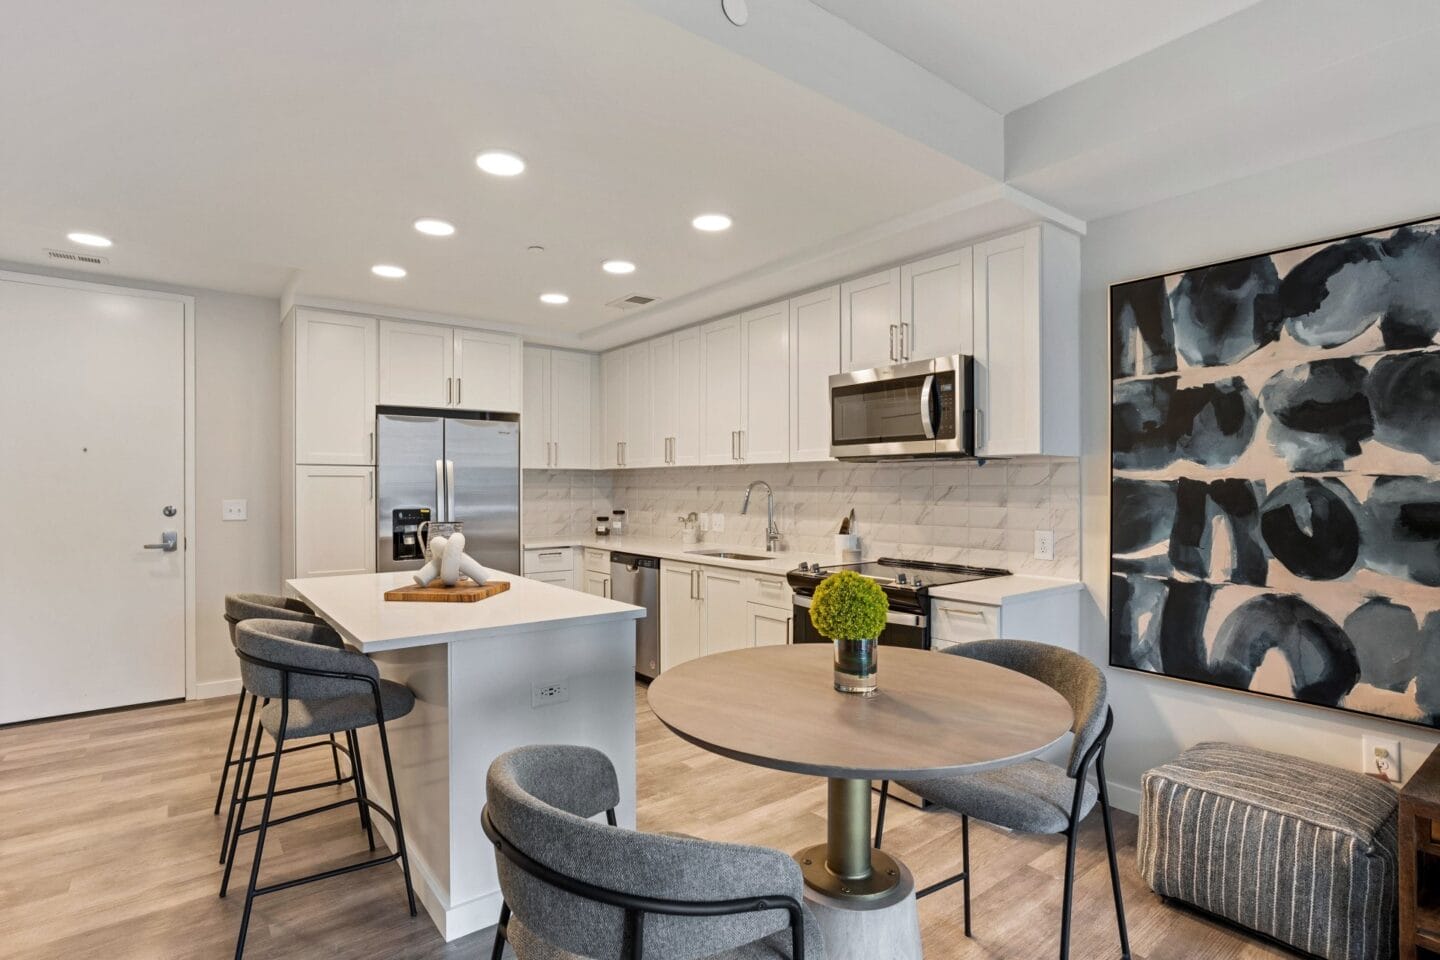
686 549 775 561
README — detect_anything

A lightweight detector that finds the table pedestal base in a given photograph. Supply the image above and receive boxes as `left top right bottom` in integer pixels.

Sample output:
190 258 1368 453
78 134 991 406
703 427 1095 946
802 855 923 960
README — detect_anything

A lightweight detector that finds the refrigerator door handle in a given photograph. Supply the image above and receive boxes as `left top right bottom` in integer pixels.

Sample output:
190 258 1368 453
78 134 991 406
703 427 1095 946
434 458 446 521
445 459 456 521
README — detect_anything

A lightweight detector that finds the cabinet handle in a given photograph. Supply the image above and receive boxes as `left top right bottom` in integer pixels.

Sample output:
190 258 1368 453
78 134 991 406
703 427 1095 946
889 324 898 362
538 551 562 558
975 408 985 450
369 431 375 463
899 323 908 360
457 377 463 405
604 576 611 599
554 441 559 467
369 471 375 501
446 377 453 405
621 441 627 466
786 617 793 643
738 430 745 461
945 607 987 618
617 441 622 467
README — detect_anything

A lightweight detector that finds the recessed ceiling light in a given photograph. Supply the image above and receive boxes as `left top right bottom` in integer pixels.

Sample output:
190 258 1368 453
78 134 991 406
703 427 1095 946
602 259 636 275
371 264 407 279
692 213 732 232
539 292 570 305
67 231 112 248
476 151 526 177
414 218 455 237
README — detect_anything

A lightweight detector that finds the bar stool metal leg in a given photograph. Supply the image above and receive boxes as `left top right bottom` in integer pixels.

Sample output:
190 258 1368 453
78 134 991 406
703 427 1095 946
349 728 375 850
220 693 259 863
375 712 417 916
234 701 289 960
214 691 247 815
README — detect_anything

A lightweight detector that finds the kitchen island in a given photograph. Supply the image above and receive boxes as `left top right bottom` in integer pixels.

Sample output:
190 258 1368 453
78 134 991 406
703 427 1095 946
287 570 644 941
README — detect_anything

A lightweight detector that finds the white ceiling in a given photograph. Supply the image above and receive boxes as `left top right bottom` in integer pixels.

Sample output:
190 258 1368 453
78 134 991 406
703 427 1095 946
0 0 990 343
807 0 1263 113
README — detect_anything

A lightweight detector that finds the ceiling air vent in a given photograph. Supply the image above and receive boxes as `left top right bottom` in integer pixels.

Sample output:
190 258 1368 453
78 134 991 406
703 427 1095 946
605 293 659 310
45 248 109 266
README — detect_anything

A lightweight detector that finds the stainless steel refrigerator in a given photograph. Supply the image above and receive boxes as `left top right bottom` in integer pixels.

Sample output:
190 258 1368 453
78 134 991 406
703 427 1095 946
376 408 521 575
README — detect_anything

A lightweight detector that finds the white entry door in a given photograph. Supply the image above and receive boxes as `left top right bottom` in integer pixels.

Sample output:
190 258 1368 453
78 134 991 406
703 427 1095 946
0 276 187 723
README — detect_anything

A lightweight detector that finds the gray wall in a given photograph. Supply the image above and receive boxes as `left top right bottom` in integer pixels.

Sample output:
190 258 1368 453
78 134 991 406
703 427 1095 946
1077 125 1440 809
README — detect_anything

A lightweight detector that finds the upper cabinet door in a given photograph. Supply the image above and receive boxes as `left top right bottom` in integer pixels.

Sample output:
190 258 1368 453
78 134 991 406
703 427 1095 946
379 319 453 409
295 310 377 465
549 349 595 470
455 329 522 412
788 285 839 463
521 346 551 469
740 300 789 464
649 335 677 465
901 248 973 361
624 342 657 468
601 349 626 468
700 316 743 465
672 327 702 466
839 267 901 372
973 227 1041 457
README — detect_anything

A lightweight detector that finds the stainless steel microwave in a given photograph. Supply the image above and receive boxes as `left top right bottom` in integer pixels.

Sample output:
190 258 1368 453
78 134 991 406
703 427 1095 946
829 355 975 460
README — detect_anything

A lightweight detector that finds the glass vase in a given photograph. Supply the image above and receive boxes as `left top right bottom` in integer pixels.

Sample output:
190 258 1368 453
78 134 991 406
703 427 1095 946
833 637 878 697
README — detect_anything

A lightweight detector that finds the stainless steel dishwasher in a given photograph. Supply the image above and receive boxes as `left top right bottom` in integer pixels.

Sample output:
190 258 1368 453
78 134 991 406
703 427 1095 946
610 551 661 680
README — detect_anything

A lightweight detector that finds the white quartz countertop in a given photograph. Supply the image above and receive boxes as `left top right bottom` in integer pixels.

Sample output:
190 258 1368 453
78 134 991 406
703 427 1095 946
927 575 1083 606
524 536 830 577
288 571 645 653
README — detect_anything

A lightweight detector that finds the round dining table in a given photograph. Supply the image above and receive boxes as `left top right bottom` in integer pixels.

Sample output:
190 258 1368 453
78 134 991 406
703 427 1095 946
646 643 1074 960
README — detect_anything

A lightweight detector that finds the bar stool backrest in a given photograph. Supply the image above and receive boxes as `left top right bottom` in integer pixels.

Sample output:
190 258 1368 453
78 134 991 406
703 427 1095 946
223 592 317 646
234 619 378 701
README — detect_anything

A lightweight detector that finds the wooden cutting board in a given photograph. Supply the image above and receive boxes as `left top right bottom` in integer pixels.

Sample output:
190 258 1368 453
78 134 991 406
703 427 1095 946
383 578 511 603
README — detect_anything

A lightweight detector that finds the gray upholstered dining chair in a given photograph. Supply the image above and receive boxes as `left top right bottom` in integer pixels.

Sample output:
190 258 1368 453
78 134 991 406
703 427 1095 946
483 744 824 960
216 592 350 862
222 618 418 959
874 639 1130 960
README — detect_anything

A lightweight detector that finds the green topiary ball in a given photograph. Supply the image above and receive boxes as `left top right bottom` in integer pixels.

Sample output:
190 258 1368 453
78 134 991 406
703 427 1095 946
809 570 889 641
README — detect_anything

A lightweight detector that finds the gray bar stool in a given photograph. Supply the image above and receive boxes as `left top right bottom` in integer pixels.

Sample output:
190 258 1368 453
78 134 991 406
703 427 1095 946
216 593 353 863
222 618 417 959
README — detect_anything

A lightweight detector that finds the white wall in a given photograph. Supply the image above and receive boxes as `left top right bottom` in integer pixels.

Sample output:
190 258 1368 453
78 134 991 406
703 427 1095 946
0 262 280 694
1078 125 1440 810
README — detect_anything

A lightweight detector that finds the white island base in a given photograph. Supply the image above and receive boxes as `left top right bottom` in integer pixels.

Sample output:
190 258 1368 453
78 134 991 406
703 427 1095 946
289 571 643 941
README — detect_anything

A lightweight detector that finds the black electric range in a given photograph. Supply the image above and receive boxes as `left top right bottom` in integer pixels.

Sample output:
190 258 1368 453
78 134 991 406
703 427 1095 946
787 557 1011 649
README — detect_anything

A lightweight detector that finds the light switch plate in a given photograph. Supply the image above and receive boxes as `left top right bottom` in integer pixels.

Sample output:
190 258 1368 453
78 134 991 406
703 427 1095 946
222 499 248 522
712 512 725 532
1362 736 1401 784
1034 529 1055 561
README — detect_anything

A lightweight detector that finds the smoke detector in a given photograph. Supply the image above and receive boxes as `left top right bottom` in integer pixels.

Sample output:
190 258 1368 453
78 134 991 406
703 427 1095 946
606 293 660 311
45 248 109 266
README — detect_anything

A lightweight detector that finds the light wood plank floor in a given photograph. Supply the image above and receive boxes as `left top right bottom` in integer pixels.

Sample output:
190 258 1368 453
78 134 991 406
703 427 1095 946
0 686 1289 959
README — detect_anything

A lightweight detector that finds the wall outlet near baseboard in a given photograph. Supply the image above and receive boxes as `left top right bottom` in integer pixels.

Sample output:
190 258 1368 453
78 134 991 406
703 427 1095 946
532 678 570 708
1034 529 1055 561
1362 736 1401 784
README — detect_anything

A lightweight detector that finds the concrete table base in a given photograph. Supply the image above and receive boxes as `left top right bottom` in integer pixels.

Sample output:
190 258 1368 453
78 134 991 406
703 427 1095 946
802 856 923 960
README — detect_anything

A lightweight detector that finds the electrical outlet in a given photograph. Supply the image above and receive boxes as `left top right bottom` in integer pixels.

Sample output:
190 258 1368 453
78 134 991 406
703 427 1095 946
712 512 725 532
531 678 570 708
222 499 248 522
1362 736 1401 784
699 512 710 532
1034 529 1055 561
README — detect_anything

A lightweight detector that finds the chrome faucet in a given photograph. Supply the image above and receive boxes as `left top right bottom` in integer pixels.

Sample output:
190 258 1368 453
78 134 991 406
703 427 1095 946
741 480 782 552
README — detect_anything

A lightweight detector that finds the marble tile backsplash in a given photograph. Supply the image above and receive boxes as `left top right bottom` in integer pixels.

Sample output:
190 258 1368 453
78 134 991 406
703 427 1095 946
523 459 1080 578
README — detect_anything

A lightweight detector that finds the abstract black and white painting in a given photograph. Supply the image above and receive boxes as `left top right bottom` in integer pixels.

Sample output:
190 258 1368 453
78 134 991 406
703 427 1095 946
1110 217 1440 727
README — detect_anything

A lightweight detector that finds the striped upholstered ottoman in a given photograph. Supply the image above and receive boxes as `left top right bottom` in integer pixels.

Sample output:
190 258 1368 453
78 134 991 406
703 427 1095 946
1139 742 1398 960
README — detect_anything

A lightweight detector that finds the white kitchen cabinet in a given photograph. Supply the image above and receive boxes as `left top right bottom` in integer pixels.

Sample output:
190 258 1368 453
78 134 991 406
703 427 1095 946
582 569 611 598
930 587 1081 652
747 602 792 647
524 346 595 469
291 309 377 466
293 465 375 578
700 315 744 464
701 567 747 655
379 319 452 408
455 328 522 413
660 561 704 670
901 247 973 361
740 300 789 464
840 267 901 372
672 327 702 466
523 546 575 589
650 335 677 466
972 224 1080 457
378 320 521 413
788 285 839 462
601 349 627 468
624 342 657 467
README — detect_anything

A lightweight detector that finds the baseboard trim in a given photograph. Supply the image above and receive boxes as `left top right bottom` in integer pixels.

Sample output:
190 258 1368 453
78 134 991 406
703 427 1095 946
194 678 241 700
1106 778 1141 815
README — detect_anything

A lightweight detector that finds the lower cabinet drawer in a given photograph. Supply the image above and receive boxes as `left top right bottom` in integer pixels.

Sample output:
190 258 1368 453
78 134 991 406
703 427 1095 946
524 547 574 574
527 570 576 590
745 573 791 605
583 547 610 575
931 601 1000 647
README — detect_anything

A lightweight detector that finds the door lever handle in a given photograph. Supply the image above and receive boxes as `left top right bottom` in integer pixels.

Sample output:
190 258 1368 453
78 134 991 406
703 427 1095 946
144 531 179 552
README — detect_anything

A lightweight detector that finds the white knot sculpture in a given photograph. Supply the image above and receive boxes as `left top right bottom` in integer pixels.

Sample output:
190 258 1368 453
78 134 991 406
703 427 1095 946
414 531 493 588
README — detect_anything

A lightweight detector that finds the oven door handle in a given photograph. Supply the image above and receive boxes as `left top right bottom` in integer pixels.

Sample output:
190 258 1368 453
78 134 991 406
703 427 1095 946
793 594 926 628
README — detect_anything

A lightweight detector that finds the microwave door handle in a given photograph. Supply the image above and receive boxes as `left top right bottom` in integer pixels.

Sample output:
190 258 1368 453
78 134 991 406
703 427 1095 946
445 459 456 522
919 374 936 439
